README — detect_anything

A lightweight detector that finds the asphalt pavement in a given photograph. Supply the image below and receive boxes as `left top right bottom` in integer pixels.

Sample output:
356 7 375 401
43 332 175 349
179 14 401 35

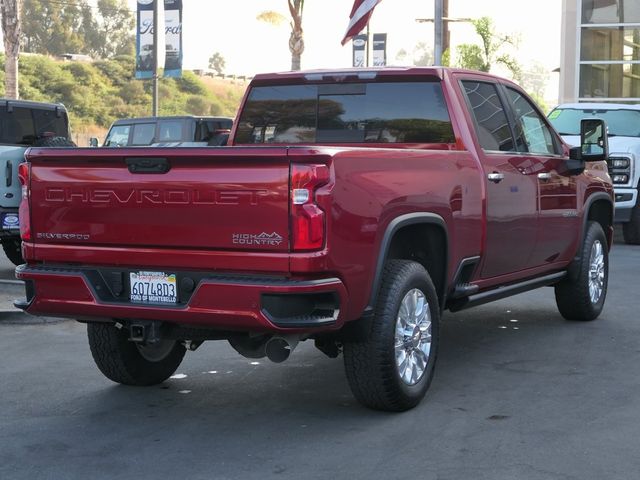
1 230 639 480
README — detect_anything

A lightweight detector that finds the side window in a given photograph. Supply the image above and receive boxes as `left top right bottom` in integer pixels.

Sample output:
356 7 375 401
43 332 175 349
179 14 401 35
461 81 514 152
131 123 155 146
158 120 183 142
506 88 558 155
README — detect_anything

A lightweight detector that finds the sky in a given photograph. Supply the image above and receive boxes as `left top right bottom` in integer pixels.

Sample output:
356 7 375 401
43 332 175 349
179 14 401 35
127 1 563 72
127 0 562 100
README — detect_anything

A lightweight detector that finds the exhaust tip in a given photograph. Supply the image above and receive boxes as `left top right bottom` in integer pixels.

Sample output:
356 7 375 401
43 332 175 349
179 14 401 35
265 337 293 363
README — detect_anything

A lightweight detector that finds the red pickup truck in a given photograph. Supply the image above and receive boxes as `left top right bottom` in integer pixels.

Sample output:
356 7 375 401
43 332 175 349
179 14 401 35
15 68 613 411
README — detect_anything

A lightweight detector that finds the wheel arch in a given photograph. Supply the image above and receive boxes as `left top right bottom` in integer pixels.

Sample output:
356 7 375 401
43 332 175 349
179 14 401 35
367 213 449 312
582 192 614 251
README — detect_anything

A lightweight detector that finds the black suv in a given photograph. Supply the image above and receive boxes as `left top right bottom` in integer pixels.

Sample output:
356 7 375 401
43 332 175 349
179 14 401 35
98 115 234 148
1 99 74 265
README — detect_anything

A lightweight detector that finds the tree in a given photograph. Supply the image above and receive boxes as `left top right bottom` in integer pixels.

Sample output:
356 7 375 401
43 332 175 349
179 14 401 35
22 0 85 55
520 62 550 112
257 0 305 71
91 0 135 58
1 0 22 98
21 0 134 58
455 17 521 81
395 43 433 67
208 52 226 75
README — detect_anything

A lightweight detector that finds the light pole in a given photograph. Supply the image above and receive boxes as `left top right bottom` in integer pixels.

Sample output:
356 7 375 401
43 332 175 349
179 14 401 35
416 0 472 66
152 0 159 116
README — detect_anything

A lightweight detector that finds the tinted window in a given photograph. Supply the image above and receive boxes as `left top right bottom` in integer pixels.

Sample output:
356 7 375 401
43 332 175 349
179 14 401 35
506 88 557 155
462 81 514 152
33 109 67 138
0 107 35 145
104 125 131 147
207 119 232 130
235 82 455 144
131 123 155 146
158 120 183 142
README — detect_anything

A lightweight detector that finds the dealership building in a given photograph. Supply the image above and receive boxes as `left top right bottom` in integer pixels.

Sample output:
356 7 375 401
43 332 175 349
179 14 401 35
560 0 640 103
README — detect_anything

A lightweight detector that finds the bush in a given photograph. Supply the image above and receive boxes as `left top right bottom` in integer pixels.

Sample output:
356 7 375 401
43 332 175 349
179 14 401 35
1 53 242 130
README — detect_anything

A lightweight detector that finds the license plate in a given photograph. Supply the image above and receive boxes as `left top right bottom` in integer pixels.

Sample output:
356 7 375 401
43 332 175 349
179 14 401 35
130 271 177 304
2 213 19 230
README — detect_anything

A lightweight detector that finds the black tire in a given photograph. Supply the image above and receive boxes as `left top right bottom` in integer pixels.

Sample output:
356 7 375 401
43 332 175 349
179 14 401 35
33 136 77 147
343 260 440 412
2 238 24 266
87 322 186 386
622 196 640 245
555 221 609 321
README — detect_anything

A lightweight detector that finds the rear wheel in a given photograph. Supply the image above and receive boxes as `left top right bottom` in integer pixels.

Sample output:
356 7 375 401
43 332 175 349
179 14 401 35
343 260 440 411
87 322 186 386
555 221 608 321
2 239 24 266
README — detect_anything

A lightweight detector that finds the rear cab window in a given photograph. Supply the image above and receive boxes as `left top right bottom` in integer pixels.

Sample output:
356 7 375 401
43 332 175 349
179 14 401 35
234 81 456 145
0 106 68 146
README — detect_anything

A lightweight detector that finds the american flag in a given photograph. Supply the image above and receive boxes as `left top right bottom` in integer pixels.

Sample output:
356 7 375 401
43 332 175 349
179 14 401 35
341 0 384 46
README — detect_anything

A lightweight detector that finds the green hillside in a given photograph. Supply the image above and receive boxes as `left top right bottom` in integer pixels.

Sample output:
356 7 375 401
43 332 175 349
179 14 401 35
0 53 245 136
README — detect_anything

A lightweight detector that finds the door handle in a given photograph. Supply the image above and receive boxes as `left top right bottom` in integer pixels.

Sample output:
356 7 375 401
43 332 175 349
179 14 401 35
537 172 552 181
487 172 504 183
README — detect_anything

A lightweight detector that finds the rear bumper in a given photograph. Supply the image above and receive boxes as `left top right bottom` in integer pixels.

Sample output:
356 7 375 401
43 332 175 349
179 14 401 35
15 264 347 333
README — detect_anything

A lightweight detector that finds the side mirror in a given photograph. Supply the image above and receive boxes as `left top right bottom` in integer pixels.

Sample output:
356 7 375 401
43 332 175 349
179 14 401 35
570 118 608 162
89 137 99 147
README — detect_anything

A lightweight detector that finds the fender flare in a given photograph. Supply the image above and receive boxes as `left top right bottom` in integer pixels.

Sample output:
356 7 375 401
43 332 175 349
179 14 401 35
366 212 449 312
580 192 614 250
566 192 614 282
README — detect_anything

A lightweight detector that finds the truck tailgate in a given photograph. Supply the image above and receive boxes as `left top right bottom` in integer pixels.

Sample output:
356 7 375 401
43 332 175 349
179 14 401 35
26 147 291 253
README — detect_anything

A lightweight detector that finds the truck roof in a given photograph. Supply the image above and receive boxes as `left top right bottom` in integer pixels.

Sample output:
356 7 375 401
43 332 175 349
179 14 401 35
1 98 67 111
111 115 234 125
249 66 516 84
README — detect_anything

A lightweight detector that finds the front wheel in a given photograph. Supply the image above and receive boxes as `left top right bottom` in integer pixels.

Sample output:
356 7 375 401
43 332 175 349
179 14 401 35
555 221 609 321
2 239 24 266
343 260 440 412
87 322 186 386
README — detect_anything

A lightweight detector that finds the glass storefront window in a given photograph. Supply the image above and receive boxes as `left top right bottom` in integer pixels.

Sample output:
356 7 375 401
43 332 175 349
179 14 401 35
581 27 640 61
579 63 640 98
582 0 640 24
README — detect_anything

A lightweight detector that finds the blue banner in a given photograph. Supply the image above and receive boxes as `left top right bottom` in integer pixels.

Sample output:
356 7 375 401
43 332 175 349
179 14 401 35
163 0 183 78
135 0 155 79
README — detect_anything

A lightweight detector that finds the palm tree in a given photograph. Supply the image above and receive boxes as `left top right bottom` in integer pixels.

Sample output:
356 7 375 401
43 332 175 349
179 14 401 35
1 0 23 98
257 0 305 71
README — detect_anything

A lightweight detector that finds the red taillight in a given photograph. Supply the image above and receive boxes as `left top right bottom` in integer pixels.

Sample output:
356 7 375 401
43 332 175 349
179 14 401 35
18 163 31 242
290 164 329 251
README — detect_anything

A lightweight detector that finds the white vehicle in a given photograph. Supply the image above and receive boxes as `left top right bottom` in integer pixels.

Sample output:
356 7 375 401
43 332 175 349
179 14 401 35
549 103 640 244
